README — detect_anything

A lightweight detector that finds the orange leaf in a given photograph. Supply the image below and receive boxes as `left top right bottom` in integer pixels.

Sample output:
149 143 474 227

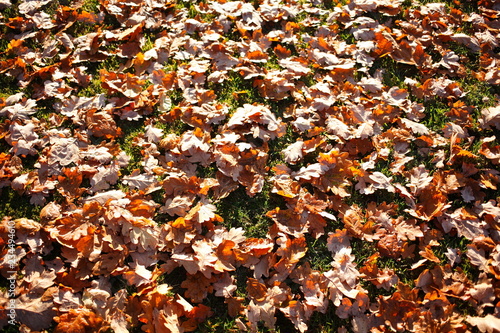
247 278 267 302
217 240 235 259
419 245 440 263
246 50 267 62
373 32 394 58
171 217 191 229
127 199 157 219
274 44 291 59
415 187 449 221
241 238 274 257
57 167 84 199
6 39 24 54
186 304 213 322
54 308 104 333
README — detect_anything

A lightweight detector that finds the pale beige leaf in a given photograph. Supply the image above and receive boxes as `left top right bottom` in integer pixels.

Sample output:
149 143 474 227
466 315 500 333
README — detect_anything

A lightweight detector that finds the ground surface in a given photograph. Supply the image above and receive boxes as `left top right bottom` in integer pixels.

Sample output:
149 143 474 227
1 0 500 332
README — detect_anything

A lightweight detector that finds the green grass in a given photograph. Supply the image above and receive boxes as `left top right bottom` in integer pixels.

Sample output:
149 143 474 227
82 0 100 13
77 74 106 97
116 119 147 176
305 234 336 272
194 293 239 333
215 185 281 238
208 71 266 111
421 98 450 132
0 323 22 333
307 305 351 333
141 33 156 53
175 1 202 19
461 77 498 108
0 75 20 98
155 117 190 136
267 125 300 167
417 0 479 14
373 57 421 89
0 187 42 220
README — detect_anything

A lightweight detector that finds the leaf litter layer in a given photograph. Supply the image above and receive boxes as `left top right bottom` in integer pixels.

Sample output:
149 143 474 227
1 0 500 332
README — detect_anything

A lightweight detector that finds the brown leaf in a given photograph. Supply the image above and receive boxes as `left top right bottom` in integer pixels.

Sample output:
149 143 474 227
225 297 245 317
181 273 213 303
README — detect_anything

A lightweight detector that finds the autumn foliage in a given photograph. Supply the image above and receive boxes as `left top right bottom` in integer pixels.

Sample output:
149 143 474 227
1 0 500 332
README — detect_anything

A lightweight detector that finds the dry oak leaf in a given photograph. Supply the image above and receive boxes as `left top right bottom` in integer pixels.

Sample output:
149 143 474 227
485 68 500 85
440 207 487 240
226 103 286 140
410 187 450 221
225 297 245 318
324 269 359 307
240 237 274 257
275 236 308 277
57 167 85 199
246 298 276 331
53 288 83 313
282 140 304 164
136 288 178 332
6 120 40 156
85 109 123 139
266 207 308 238
13 299 52 330
466 315 500 333
213 271 237 298
214 240 238 272
179 128 212 164
279 300 308 333
315 149 359 194
357 171 395 195
161 195 195 217
0 95 37 120
469 278 496 307
341 205 376 241
376 285 420 331
22 253 57 291
100 70 144 98
247 278 267 302
181 272 214 303
359 253 399 291
183 199 217 224
54 308 104 333
479 141 500 165
327 229 350 254
270 164 300 198
162 174 206 197
105 289 130 333
153 303 185 333
299 273 328 312
331 247 360 289
451 33 481 52
183 304 213 332
407 164 433 196
192 238 222 277
245 284 290 331
466 244 489 272
123 263 153 287
335 291 371 320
